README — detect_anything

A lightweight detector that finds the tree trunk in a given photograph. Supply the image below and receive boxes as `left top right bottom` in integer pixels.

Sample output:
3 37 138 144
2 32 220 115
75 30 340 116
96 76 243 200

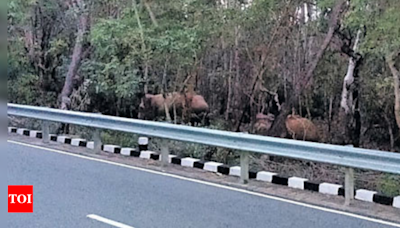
386 51 400 129
144 62 149 94
272 0 346 138
60 0 88 110
298 0 346 94
340 30 362 114
233 25 242 130
383 111 395 151
162 59 172 122
234 25 240 104
221 36 231 121
133 0 150 94
328 95 333 136
339 30 363 146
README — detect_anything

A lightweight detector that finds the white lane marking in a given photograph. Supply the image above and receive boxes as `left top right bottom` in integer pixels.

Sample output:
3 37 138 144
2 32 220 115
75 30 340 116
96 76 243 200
8 140 400 228
87 214 135 228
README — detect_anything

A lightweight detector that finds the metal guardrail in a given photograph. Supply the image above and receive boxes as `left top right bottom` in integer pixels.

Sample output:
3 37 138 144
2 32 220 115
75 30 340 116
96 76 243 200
7 103 400 205
7 103 400 174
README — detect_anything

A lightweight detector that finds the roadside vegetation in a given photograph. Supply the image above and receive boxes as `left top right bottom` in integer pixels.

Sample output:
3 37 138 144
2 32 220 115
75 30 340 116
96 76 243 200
8 0 400 195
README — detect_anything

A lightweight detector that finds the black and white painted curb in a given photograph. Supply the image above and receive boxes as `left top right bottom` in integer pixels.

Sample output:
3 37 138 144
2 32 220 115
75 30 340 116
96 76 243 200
8 126 400 209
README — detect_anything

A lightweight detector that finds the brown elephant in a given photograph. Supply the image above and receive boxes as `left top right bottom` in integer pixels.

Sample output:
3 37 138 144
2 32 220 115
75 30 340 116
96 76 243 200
186 93 210 126
138 92 184 120
253 113 275 136
138 92 209 125
285 114 319 142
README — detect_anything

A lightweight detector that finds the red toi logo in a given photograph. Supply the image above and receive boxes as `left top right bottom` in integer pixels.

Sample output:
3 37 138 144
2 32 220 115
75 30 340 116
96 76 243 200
8 185 33 213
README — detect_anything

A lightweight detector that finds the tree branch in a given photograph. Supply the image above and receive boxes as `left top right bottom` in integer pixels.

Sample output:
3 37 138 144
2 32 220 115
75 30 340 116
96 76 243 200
60 0 89 110
143 0 158 27
386 50 400 129
300 0 347 91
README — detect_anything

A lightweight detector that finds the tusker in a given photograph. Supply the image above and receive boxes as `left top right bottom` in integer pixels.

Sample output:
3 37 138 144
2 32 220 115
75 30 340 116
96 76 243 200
138 92 209 125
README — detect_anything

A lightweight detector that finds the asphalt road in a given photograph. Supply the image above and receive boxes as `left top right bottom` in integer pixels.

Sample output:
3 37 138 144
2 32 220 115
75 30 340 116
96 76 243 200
4 142 398 228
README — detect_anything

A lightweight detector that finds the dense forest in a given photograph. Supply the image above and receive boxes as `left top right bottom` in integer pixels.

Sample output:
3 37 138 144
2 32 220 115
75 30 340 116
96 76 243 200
7 0 400 152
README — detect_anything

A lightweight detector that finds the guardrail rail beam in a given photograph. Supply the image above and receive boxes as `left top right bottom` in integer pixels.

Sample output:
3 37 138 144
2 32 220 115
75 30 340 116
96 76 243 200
7 104 400 176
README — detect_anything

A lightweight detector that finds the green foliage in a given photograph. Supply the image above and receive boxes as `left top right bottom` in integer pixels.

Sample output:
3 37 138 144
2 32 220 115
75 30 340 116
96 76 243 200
8 73 41 105
7 0 400 152
48 39 69 57
8 0 77 106
91 19 136 60
101 130 139 148
378 174 400 197
8 0 34 25
346 0 400 55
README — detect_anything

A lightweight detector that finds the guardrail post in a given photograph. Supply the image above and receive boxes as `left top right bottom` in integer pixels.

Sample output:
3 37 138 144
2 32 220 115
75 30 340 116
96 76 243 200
240 151 249 184
93 129 102 153
42 121 49 143
160 140 169 167
345 167 355 206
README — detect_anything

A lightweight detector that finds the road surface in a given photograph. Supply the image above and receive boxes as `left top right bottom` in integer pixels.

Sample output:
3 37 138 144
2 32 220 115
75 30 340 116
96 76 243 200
4 141 399 228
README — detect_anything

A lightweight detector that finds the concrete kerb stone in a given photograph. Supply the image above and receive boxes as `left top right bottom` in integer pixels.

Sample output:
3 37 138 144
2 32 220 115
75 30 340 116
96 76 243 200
288 177 308 189
393 196 400 208
103 145 121 154
139 151 156 159
319 183 343 195
86 141 95 149
356 189 377 202
29 130 41 138
121 148 136 156
71 138 86 147
204 162 224 172
256 171 277 182
159 154 177 163
8 127 17 133
229 166 241 177
138 137 149 151
181 158 200 167
57 136 71 144
17 128 29 136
